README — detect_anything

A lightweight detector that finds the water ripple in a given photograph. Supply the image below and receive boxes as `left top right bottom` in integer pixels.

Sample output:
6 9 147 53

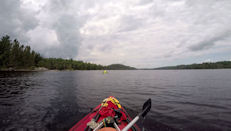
0 70 231 131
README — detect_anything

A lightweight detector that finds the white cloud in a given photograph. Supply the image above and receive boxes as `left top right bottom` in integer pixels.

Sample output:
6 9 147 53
1 0 231 68
77 0 231 67
27 26 59 48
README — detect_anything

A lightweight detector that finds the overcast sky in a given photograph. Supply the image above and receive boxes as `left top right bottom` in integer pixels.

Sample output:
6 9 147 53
1 0 231 68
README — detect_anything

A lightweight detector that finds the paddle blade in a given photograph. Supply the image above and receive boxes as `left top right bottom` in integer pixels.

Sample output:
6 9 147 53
141 98 151 117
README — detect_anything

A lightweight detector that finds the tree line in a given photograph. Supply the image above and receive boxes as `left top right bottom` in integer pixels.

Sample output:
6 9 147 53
38 58 104 70
0 35 42 69
155 61 231 69
0 35 104 70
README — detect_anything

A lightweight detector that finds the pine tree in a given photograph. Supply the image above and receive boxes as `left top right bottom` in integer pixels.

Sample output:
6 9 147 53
0 35 12 67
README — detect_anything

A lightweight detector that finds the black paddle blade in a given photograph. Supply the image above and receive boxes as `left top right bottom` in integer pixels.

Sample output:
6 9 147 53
141 98 151 117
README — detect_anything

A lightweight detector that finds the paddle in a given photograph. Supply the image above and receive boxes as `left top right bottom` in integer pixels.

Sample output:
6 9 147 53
122 98 151 131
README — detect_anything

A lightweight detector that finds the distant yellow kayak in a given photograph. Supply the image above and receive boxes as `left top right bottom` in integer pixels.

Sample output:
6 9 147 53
103 70 108 74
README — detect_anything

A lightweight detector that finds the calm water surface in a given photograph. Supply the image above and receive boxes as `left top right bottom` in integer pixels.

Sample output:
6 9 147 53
0 70 231 131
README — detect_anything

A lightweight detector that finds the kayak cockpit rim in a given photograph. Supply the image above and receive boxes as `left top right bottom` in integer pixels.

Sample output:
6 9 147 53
93 122 121 131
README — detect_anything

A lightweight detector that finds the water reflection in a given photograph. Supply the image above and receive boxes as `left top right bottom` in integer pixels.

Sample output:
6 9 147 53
0 70 231 131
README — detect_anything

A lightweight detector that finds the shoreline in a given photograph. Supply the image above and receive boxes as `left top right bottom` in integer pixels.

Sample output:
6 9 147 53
0 67 48 72
1 68 231 71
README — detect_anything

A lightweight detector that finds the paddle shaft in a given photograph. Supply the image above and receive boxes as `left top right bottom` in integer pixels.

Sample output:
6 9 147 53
122 99 151 131
122 116 139 131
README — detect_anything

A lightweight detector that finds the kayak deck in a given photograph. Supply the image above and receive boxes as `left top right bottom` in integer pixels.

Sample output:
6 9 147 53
69 96 140 131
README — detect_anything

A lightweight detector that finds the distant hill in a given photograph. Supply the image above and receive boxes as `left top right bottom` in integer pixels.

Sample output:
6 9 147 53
154 61 231 70
106 64 136 70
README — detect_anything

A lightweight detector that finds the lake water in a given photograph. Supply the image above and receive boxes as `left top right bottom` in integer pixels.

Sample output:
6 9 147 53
0 70 231 131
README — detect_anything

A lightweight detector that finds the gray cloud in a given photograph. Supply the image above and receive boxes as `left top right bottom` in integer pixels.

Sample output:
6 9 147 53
0 0 38 42
189 31 231 51
118 15 145 32
29 0 87 58
51 14 82 58
0 0 86 59
138 0 153 5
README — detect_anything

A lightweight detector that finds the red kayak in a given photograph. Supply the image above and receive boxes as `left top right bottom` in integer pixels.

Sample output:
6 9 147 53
69 96 151 131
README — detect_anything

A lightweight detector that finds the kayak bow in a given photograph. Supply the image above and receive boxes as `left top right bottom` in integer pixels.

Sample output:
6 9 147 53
69 96 151 131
